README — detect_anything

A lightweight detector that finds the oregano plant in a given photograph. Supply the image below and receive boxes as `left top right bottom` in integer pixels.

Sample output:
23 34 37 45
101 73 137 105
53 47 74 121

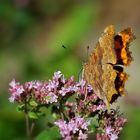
8 71 126 140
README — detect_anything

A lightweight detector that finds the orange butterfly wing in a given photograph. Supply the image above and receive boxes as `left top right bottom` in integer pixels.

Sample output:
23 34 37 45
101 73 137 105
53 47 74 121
83 25 135 105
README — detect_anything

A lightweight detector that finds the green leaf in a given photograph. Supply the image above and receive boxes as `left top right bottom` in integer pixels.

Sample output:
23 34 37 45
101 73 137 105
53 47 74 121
16 104 25 112
45 96 52 101
35 127 61 140
28 112 38 120
88 117 99 132
29 100 38 107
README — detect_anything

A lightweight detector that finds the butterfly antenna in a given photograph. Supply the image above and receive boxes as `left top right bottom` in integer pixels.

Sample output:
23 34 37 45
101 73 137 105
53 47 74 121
78 67 83 81
86 46 90 61
78 46 89 81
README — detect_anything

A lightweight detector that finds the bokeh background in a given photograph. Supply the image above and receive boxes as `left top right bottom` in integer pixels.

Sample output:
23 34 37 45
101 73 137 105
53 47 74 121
0 0 140 139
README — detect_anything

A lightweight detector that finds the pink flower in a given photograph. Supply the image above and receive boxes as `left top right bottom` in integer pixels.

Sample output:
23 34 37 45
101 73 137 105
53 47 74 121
55 116 89 140
96 103 105 111
98 109 127 140
76 79 86 94
96 133 109 140
45 92 58 103
9 79 24 103
78 130 87 140
59 86 78 96
106 126 113 135
110 133 118 140
53 71 62 80
47 80 58 91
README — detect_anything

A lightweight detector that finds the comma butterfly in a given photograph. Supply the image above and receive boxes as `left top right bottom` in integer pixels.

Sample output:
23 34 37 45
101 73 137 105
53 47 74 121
83 25 135 106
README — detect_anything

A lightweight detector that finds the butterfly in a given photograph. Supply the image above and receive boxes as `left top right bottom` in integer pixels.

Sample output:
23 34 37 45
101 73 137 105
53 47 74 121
83 25 135 106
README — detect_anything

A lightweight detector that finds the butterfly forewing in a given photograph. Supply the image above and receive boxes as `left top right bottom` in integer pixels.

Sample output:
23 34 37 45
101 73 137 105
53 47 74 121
83 25 135 105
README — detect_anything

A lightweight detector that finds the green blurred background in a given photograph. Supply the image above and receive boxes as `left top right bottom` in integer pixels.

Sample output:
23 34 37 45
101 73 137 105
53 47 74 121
0 0 140 139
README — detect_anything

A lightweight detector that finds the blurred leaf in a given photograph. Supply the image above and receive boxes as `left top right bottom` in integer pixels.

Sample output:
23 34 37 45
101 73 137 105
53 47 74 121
120 107 140 140
43 2 100 78
29 100 38 107
88 117 98 132
28 112 38 120
0 3 13 19
48 2 99 55
16 104 25 112
35 127 61 140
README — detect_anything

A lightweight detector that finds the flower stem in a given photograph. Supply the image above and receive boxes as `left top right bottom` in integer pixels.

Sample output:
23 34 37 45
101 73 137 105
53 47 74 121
30 121 35 137
25 113 30 138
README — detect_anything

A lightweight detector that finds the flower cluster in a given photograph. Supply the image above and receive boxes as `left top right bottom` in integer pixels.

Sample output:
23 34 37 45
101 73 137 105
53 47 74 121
96 109 127 140
55 116 89 140
76 81 106 114
9 71 77 104
9 79 58 104
9 71 95 105
8 71 127 140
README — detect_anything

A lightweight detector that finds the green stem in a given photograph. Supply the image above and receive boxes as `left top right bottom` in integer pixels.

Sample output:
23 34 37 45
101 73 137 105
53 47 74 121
25 113 30 138
24 97 31 139
30 121 35 137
